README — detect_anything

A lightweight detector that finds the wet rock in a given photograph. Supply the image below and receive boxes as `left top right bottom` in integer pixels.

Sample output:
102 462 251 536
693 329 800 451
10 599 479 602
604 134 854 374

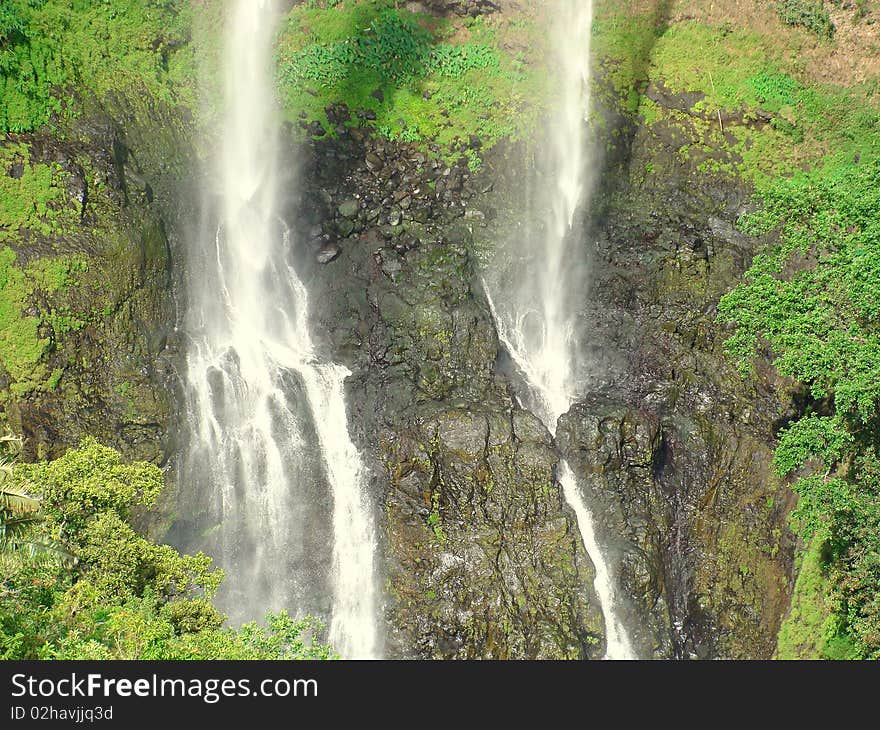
5 100 185 469
316 242 342 264
325 102 351 126
365 152 384 172
296 122 605 659
301 120 325 137
336 218 355 238
378 252 402 277
338 198 360 218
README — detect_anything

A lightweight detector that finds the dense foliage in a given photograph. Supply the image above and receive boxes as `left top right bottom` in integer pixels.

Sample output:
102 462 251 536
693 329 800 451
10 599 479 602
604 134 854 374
719 160 880 659
775 0 835 38
0 0 194 133
0 439 334 659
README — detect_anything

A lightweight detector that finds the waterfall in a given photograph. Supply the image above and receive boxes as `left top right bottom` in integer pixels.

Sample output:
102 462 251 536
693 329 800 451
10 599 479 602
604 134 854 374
180 0 379 659
481 0 635 659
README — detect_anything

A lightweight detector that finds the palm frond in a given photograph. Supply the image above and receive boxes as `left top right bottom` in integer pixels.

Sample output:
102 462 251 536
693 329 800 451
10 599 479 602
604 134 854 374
0 433 22 463
0 522 75 565
0 485 41 514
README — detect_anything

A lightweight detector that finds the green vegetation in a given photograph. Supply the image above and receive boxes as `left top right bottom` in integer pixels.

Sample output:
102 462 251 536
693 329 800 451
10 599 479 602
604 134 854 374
775 0 835 38
776 536 858 659
427 491 446 544
0 245 87 394
719 160 880 659
0 434 47 559
276 0 549 155
593 14 879 182
0 0 195 134
0 438 334 659
0 143 73 238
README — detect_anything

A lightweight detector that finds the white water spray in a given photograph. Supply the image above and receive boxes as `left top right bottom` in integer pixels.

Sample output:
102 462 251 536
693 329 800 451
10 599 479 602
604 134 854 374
182 0 379 659
482 0 635 659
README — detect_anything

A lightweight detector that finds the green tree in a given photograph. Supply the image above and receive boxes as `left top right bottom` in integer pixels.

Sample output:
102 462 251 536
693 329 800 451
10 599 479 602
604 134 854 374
0 438 334 659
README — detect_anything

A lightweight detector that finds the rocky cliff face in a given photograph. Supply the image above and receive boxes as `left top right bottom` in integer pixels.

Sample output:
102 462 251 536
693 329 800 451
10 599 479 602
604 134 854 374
546 74 799 658
1 93 190 468
287 66 800 657
293 110 605 658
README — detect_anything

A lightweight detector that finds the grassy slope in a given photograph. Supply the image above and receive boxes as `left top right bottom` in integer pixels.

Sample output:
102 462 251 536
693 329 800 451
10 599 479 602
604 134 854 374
593 0 880 184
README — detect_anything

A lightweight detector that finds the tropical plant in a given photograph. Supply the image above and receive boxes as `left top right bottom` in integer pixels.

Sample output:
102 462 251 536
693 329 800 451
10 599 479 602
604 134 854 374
0 434 70 565
0 435 40 555
1 438 335 659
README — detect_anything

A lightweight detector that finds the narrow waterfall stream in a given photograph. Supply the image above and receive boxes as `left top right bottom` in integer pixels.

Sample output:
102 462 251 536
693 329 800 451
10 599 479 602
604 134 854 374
180 0 379 659
482 0 635 659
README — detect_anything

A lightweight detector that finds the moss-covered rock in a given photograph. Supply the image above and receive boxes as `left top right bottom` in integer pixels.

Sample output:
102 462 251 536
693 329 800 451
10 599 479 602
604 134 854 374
0 95 192 465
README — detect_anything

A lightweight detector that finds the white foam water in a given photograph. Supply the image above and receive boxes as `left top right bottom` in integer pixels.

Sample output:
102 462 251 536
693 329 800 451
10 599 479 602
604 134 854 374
182 0 379 659
480 0 636 659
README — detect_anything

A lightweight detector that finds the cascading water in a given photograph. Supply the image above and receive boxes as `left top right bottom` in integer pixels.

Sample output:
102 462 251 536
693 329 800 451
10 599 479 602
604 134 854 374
180 0 379 659
481 0 635 659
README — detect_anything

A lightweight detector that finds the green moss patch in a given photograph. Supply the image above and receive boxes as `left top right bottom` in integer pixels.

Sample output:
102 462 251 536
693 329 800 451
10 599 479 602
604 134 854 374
0 143 75 240
276 0 550 157
0 246 86 394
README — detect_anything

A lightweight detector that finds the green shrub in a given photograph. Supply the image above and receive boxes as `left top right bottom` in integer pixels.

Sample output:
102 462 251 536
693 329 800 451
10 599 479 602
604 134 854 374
281 9 498 88
775 0 835 38
719 160 880 658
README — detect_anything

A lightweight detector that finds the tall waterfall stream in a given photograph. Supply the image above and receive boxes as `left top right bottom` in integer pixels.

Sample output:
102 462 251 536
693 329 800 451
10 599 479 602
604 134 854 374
481 0 635 659
178 0 631 661
180 0 379 659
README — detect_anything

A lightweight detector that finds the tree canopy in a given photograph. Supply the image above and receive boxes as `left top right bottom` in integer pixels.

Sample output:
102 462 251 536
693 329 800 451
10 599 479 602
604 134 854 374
0 437 334 660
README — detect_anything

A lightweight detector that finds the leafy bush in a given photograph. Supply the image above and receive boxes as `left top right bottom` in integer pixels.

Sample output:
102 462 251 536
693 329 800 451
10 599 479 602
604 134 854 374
775 0 835 38
281 9 497 88
719 160 880 658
